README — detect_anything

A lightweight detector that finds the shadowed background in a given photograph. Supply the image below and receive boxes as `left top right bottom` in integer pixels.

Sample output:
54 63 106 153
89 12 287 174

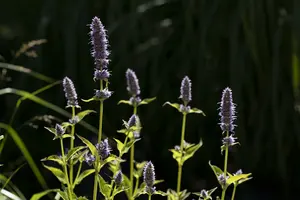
0 0 300 199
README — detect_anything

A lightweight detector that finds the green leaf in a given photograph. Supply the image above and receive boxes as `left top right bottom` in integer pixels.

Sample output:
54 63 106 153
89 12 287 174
0 135 4 141
189 107 206 116
133 161 147 179
66 146 86 162
163 102 181 112
169 149 181 164
82 97 97 103
118 100 132 105
77 135 98 158
227 173 252 185
30 189 60 200
0 123 49 191
208 161 223 179
139 97 156 105
42 164 67 184
74 169 95 186
76 110 96 122
55 190 69 200
98 175 111 198
182 140 203 163
44 127 56 136
77 197 89 200
114 138 124 156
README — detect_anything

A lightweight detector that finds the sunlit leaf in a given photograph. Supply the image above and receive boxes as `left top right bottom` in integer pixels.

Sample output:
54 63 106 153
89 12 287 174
163 102 181 112
76 110 96 122
227 173 252 185
98 175 111 198
189 108 206 116
118 100 132 105
82 97 97 103
208 161 223 180
74 169 95 186
139 97 156 105
42 164 67 184
30 189 60 200
182 140 203 163
66 146 86 162
77 135 98 158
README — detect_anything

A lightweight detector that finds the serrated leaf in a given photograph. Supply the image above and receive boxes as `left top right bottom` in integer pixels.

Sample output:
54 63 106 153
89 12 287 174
227 173 252 185
98 175 111 198
182 140 203 163
76 110 96 122
118 100 132 105
189 108 206 116
42 164 67 184
30 189 60 200
82 97 96 102
163 102 181 112
66 146 86 162
61 122 72 128
139 97 156 105
41 155 63 165
77 135 98 158
74 169 95 186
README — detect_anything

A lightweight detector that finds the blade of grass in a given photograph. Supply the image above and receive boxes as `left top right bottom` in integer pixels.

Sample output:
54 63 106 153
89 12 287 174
0 174 26 200
0 62 55 83
1 163 26 191
0 123 48 192
0 81 61 154
0 88 98 135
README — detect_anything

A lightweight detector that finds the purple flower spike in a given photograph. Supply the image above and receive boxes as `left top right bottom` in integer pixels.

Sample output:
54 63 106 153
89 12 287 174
143 161 156 194
63 77 78 107
90 16 110 69
219 87 236 132
126 69 140 97
179 76 192 105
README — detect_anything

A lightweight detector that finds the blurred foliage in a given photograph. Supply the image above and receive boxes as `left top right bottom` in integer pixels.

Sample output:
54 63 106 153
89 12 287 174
0 0 300 199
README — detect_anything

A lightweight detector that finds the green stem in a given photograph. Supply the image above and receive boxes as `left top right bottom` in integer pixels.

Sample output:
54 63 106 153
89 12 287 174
69 107 76 188
231 185 237 200
177 113 187 194
93 80 104 200
148 194 152 200
221 131 229 200
130 105 137 199
92 167 98 200
74 162 82 188
60 138 72 199
98 80 104 143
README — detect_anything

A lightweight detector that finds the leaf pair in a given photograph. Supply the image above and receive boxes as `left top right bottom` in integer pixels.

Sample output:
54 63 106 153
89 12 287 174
209 161 252 188
170 140 203 165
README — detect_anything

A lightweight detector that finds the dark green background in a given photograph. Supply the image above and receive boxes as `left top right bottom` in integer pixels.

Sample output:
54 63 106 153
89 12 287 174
0 0 300 199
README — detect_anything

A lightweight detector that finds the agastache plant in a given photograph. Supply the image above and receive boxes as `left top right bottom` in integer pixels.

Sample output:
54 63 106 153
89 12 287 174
81 16 114 200
164 76 205 200
208 87 252 200
39 77 97 200
118 68 156 200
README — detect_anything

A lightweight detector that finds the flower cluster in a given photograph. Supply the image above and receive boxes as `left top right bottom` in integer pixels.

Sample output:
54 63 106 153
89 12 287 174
90 16 112 100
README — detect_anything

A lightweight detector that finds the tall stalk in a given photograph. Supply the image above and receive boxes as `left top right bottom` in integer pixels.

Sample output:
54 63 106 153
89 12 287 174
130 105 137 199
176 113 187 194
93 80 104 200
